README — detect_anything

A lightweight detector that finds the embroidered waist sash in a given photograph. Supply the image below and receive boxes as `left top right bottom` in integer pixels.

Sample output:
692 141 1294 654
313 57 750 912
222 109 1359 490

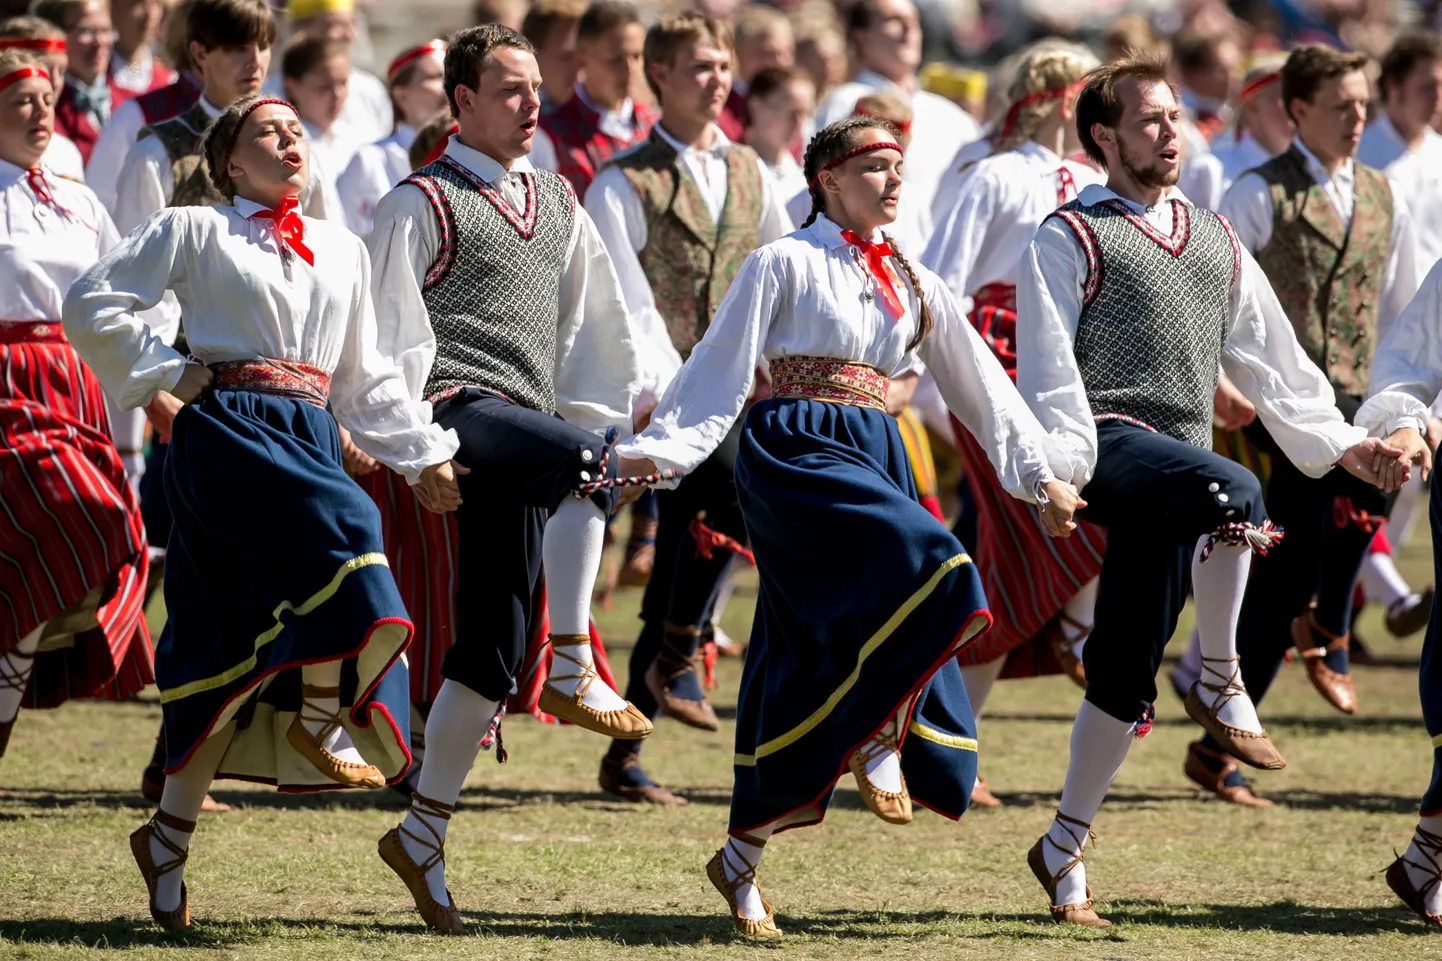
0 321 67 344
769 356 890 411
210 359 331 407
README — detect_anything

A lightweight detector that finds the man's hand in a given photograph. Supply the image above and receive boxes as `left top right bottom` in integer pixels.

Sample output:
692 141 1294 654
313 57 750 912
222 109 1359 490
1379 427 1433 491
1212 375 1257 431
1338 436 1405 488
413 461 467 513
337 425 379 476
169 363 213 404
613 455 659 510
144 391 184 444
1038 479 1086 538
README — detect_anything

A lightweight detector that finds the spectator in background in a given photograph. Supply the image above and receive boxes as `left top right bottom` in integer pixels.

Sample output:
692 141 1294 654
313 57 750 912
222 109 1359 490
34 0 129 164
1101 14 1165 63
472 0 526 31
85 0 197 211
1172 28 1241 142
109 0 173 94
815 0 981 225
1359 32 1442 267
273 0 391 150
0 14 85 178
532 0 655 197
282 34 350 214
795 20 846 103
1209 55 1292 194
744 64 811 200
720 5 793 141
522 0 584 115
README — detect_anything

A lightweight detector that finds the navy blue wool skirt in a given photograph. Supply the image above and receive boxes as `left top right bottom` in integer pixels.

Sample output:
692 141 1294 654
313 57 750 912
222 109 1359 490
729 398 988 833
156 390 412 790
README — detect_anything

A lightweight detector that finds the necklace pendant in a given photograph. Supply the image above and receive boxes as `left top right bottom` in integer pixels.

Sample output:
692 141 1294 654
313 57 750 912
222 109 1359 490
863 289 874 302
280 245 295 267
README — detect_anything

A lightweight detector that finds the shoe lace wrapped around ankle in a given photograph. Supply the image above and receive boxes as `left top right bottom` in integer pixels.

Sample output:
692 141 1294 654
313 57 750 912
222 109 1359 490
1401 825 1442 903
1197 655 1248 720
1042 811 1097 885
853 728 901 769
298 685 345 748
147 809 197 878
546 639 600 700
400 792 455 875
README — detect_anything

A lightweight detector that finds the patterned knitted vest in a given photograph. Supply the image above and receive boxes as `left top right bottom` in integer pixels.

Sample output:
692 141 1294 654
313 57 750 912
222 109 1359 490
138 103 221 207
540 94 659 197
1248 145 1392 395
404 157 576 412
605 131 763 358
1049 197 1240 449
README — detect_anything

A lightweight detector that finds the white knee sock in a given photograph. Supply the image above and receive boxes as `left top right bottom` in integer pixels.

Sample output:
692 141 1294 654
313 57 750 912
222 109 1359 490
541 499 627 712
1190 538 1263 735
960 656 1006 720
402 680 498 907
721 822 775 921
1361 552 1416 610
299 660 365 765
106 400 146 497
1062 578 1099 658
854 714 904 794
1044 701 1135 906
1403 812 1442 916
0 623 43 724
1391 472 1425 548
150 723 233 912
1176 628 1204 692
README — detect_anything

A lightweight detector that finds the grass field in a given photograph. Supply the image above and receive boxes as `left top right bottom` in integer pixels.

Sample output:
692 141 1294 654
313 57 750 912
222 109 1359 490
3 516 1442 960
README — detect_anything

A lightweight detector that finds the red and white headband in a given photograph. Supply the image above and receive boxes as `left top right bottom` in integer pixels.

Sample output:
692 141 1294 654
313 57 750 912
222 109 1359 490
1237 71 1281 106
998 79 1085 138
809 138 903 187
388 40 445 84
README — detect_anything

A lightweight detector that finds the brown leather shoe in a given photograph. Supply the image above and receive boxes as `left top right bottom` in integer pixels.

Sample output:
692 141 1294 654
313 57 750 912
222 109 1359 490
286 684 386 788
1041 613 1087 689
644 626 719 732
970 774 1003 809
617 516 658 587
130 809 194 931
847 732 912 824
1026 813 1110 928
377 793 466 935
1183 741 1272 808
1387 825 1442 928
1386 587 1434 638
1181 656 1285 770
598 754 688 805
1291 613 1357 714
538 636 653 739
706 847 782 939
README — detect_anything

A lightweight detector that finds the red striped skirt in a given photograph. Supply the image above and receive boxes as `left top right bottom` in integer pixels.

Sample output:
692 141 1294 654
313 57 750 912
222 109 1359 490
952 287 1106 671
0 327 152 706
356 467 458 707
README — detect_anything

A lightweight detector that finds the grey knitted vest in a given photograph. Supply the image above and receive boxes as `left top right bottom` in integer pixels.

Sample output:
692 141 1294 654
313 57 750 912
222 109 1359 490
1048 197 1239 449
405 157 576 412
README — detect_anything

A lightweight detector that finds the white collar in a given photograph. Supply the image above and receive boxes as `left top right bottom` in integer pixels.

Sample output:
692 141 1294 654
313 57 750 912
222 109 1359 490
111 46 153 73
1076 182 1187 213
198 95 224 119
1016 139 1062 165
443 137 534 182
0 157 30 191
654 122 729 158
393 123 417 151
575 84 634 123
1292 137 1353 185
231 197 276 218
809 212 884 250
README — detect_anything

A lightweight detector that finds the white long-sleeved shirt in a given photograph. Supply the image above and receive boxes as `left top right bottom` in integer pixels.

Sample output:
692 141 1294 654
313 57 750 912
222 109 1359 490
1017 183 1366 488
1220 138 1422 347
1357 258 1442 435
815 69 982 221
0 160 118 320
366 138 640 436
61 198 458 481
336 124 416 237
530 85 644 172
921 140 1104 311
584 123 794 397
615 213 1056 500
1356 113 1442 271
1208 131 1276 197
929 132 993 228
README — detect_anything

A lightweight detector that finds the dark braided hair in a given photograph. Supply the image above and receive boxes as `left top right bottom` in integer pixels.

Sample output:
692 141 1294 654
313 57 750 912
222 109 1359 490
801 117 934 352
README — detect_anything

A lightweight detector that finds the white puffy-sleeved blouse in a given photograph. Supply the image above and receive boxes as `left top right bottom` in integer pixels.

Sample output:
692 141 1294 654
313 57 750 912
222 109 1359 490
61 198 458 482
615 213 1057 502
0 160 118 320
1357 258 1442 436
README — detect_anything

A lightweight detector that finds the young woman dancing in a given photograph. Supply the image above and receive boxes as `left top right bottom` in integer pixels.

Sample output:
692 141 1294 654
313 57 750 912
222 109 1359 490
616 117 1080 938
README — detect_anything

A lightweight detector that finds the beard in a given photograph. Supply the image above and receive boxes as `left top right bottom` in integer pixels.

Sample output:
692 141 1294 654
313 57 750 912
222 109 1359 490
1117 137 1180 190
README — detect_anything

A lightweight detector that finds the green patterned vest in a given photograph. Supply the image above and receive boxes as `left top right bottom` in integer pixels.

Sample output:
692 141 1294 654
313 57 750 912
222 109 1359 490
1249 145 1392 395
607 131 764 358
138 103 221 207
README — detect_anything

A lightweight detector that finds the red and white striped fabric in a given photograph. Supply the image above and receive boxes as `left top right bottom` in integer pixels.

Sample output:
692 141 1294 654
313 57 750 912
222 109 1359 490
0 326 152 707
356 466 458 707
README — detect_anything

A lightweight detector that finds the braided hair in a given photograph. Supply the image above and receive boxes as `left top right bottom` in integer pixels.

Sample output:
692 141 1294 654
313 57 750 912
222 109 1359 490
801 117 933 352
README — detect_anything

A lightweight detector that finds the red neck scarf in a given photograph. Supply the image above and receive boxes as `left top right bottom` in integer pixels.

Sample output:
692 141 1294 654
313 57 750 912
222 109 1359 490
248 196 314 266
25 166 80 222
840 229 903 319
